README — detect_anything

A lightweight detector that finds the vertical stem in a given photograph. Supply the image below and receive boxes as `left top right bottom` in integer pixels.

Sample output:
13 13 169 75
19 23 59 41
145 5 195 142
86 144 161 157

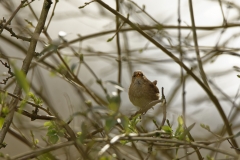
178 1 190 159
178 0 186 124
188 0 211 90
116 0 122 95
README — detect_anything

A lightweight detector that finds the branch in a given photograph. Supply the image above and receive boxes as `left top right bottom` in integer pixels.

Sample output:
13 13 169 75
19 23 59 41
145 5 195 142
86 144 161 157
95 0 239 151
188 0 210 90
58 23 240 48
115 0 122 95
160 87 167 127
8 127 36 148
0 24 31 41
0 60 14 84
0 0 28 34
11 141 74 160
0 89 52 115
92 135 238 159
10 132 239 160
0 0 52 148
16 107 56 121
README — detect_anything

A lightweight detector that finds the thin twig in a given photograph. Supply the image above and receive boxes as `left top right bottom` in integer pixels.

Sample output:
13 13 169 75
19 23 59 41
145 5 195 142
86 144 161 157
116 0 122 95
0 60 14 84
26 0 38 21
11 141 75 160
129 97 164 120
16 107 56 121
55 50 105 106
0 0 28 34
160 87 167 127
58 39 109 97
45 0 59 32
177 2 189 158
0 24 31 41
89 136 239 158
8 127 35 148
0 89 52 115
58 23 240 48
188 0 211 90
0 0 52 148
95 0 239 151
131 141 144 160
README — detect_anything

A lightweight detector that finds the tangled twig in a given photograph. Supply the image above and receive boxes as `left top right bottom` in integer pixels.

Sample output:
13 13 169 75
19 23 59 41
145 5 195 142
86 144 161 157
0 60 14 85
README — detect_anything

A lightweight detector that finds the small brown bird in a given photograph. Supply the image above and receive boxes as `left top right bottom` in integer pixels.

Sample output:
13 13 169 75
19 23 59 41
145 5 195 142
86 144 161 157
129 71 160 108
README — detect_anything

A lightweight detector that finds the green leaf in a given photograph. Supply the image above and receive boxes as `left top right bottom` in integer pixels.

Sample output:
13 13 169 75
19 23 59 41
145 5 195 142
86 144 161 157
19 99 27 109
200 123 210 131
105 117 116 133
77 132 82 137
175 116 184 137
48 135 59 144
1 107 9 117
177 116 184 126
47 129 57 136
120 140 129 145
128 114 141 133
120 116 129 132
44 121 53 127
107 94 120 114
38 153 56 160
179 123 195 141
237 75 240 78
34 139 39 145
107 37 114 42
57 129 65 137
77 123 87 143
28 92 43 105
99 156 111 160
44 121 66 144
12 63 29 93
206 155 214 160
85 100 92 107
24 19 34 28
161 125 172 134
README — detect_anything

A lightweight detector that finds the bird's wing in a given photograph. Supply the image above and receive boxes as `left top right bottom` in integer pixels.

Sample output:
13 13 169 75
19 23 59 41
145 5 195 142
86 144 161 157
149 81 159 93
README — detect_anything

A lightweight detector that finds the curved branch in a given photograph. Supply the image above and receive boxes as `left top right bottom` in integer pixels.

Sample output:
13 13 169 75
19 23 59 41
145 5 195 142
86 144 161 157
95 0 239 151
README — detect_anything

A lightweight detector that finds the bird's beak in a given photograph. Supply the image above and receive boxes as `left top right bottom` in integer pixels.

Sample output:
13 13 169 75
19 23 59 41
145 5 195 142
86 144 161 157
135 72 142 77
133 71 143 78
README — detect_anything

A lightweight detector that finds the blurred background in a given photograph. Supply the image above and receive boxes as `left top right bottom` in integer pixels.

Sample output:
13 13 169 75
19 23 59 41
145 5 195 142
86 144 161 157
0 0 240 159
